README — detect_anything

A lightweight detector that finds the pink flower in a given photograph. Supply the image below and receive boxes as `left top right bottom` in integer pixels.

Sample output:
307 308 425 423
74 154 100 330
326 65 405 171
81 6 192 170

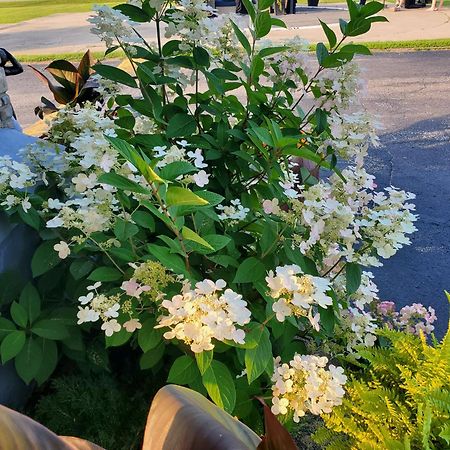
262 198 280 215
121 279 151 298
376 301 396 316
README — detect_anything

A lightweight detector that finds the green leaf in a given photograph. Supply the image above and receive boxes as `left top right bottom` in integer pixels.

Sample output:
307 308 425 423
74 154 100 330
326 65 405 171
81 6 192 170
230 20 251 56
88 266 123 282
255 10 272 38
319 306 335 335
31 319 69 340
10 302 28 328
319 20 337 48
15 337 42 384
233 257 266 284
283 242 318 275
131 210 155 231
241 0 255 20
140 341 165 370
159 161 196 181
346 262 362 295
193 46 210 67
1 330 26 363
106 136 163 184
166 113 197 138
114 218 139 241
114 3 151 21
34 338 58 385
271 17 287 28
138 317 163 352
18 207 41 231
0 318 16 338
258 46 287 58
202 360 236 413
166 186 209 207
250 55 265 82
106 327 132 348
346 0 360 21
167 355 199 385
70 260 94 280
195 190 224 206
182 227 214 250
162 40 181 57
98 172 151 195
31 240 61 278
316 42 329 66
19 283 40 325
245 326 272 383
147 244 187 276
195 350 213 375
203 234 231 252
360 1 384 17
225 321 263 349
340 44 372 55
93 63 137 88
260 222 278 256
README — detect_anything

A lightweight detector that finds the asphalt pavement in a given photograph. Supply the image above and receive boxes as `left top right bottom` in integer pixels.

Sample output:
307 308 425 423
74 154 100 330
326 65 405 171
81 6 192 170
6 50 450 336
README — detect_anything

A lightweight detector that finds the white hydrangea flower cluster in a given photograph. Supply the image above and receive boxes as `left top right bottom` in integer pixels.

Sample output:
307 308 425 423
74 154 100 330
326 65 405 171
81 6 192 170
45 185 119 235
356 187 418 261
271 354 347 421
165 0 215 50
88 5 142 52
217 199 250 223
266 265 332 329
288 167 418 268
314 61 362 112
324 111 380 168
338 307 378 353
31 104 132 236
156 279 251 353
90 74 122 102
334 271 379 310
330 271 379 354
266 37 313 84
47 103 118 172
201 13 246 62
0 156 38 212
77 282 142 336
0 156 37 191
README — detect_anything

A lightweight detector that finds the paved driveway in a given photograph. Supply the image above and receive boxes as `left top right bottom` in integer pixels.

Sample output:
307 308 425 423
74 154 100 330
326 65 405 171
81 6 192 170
7 50 450 336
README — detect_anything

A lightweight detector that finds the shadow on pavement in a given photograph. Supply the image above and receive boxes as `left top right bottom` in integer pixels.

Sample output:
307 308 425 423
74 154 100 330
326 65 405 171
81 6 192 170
368 114 450 337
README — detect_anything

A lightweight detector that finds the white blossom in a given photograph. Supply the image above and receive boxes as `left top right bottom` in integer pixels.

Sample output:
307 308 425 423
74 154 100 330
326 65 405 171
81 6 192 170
88 5 142 51
156 279 251 353
193 170 209 187
266 265 332 329
271 354 346 422
217 199 249 223
101 319 122 337
53 241 71 259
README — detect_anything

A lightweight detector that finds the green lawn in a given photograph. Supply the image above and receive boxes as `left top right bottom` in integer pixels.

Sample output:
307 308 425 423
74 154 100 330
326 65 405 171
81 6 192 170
0 0 118 24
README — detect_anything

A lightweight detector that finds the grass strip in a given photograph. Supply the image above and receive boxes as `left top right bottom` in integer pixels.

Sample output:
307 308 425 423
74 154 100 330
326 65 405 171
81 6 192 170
16 50 125 64
0 0 118 24
14 39 450 64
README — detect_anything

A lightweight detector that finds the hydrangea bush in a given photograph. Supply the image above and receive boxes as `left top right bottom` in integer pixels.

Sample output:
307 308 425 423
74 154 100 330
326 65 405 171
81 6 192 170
0 0 433 431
